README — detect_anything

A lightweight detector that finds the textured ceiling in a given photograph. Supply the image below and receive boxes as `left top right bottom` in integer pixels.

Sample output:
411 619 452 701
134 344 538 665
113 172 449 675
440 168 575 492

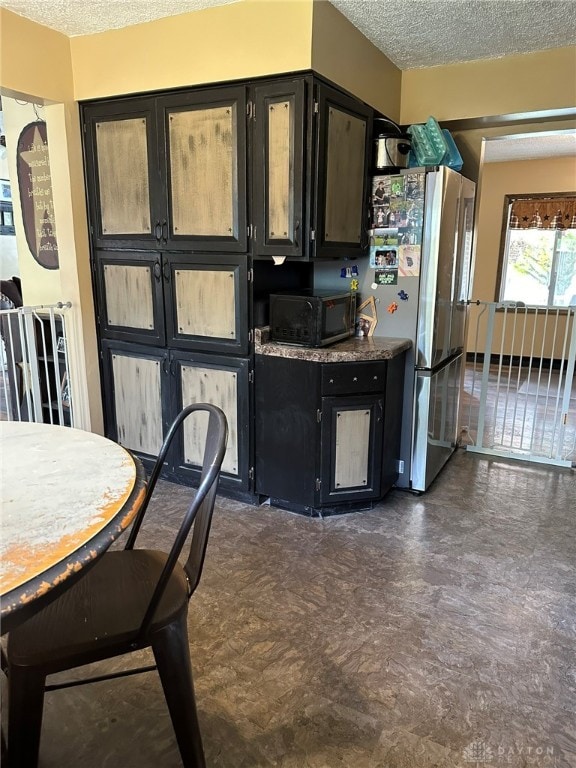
483 131 576 163
329 0 576 69
0 0 239 38
1 0 575 68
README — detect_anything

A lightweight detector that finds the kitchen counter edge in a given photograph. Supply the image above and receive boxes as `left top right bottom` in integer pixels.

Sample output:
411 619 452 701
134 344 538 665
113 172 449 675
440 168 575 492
254 327 412 363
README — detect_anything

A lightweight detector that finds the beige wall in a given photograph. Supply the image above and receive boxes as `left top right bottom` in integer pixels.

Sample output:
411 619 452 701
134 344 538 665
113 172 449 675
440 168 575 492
401 47 576 125
311 1 401 120
0 9 73 102
69 0 401 113
47 101 102 432
467 155 576 357
69 0 314 100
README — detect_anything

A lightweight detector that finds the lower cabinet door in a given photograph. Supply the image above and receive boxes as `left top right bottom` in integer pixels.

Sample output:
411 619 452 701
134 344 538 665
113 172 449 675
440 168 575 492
101 340 170 463
170 351 251 493
320 394 383 504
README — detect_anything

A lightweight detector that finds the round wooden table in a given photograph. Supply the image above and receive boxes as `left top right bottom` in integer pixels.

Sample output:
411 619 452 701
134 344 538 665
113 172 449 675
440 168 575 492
0 421 146 634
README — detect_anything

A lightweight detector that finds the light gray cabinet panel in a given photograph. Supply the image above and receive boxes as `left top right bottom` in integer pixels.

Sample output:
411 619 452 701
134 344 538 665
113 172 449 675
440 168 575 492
96 117 151 236
168 105 237 238
253 79 305 259
333 407 370 489
174 268 236 340
95 252 165 346
324 106 365 244
314 82 371 259
104 263 155 330
180 364 239 476
111 352 163 456
267 99 292 241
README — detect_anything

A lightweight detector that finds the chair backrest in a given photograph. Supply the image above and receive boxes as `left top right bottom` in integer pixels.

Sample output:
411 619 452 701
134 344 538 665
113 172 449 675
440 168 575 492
124 403 228 639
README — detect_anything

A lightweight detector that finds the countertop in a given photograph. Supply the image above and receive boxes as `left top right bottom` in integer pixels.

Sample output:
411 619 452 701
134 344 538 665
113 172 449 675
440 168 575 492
254 327 411 363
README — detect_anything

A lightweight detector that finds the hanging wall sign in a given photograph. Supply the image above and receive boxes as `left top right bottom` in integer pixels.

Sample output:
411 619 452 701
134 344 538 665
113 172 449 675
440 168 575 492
16 121 59 269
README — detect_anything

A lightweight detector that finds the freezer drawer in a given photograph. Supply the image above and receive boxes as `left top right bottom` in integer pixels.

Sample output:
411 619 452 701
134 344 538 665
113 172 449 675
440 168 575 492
411 354 462 492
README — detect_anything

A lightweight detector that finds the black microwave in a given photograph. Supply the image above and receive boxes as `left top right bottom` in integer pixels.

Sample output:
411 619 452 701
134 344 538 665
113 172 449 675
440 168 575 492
269 291 357 347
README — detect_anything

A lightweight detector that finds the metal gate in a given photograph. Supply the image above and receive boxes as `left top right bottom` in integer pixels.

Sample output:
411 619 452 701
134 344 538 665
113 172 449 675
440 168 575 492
462 301 576 467
0 302 74 426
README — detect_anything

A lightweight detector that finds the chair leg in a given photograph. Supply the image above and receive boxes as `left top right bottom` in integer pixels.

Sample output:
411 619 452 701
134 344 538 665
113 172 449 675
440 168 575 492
7 664 46 768
152 613 206 768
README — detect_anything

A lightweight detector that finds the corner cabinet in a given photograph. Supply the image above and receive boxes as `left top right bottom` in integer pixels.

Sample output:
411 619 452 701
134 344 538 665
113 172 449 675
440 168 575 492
254 354 406 515
252 77 372 260
312 83 372 259
81 72 374 504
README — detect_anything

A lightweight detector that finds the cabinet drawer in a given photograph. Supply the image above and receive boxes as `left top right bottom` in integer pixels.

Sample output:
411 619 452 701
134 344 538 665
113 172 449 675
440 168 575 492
321 361 387 395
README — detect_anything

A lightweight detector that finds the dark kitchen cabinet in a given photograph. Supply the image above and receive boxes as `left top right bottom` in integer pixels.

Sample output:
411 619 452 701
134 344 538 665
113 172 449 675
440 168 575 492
252 76 372 261
83 74 371 262
101 340 250 494
255 354 403 514
83 86 248 253
319 393 383 504
170 351 251 494
252 79 307 259
313 83 372 259
82 72 375 505
94 250 249 355
163 253 249 355
94 250 167 346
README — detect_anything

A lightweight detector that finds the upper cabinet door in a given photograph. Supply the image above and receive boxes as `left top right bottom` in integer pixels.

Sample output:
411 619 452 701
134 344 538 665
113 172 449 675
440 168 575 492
253 80 306 259
158 87 248 252
313 84 372 259
83 99 163 250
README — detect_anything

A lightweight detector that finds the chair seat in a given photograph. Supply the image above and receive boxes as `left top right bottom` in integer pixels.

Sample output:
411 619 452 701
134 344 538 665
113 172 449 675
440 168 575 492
8 550 190 669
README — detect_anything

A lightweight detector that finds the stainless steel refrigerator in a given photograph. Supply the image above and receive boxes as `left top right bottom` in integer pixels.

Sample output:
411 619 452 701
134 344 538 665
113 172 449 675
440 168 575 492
366 167 476 492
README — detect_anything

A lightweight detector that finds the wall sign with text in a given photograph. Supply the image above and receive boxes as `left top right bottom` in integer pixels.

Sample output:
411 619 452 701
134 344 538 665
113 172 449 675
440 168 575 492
16 121 59 269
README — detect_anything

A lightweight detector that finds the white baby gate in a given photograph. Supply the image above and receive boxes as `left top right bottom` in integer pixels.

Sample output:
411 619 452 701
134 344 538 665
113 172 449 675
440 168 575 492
462 301 575 468
0 302 74 427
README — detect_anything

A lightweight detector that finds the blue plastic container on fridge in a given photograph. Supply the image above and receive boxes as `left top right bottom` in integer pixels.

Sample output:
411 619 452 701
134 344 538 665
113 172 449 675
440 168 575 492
441 129 463 171
407 117 448 165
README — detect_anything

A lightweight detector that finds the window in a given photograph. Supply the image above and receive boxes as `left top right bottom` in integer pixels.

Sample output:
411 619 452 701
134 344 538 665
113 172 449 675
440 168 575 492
499 194 576 307
0 201 15 235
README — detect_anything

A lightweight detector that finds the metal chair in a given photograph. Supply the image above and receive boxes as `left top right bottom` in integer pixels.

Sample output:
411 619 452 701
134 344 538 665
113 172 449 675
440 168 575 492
4 403 228 768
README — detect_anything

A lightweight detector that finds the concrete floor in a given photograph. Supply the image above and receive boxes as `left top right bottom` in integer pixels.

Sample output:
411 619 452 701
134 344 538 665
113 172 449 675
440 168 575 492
3 449 575 767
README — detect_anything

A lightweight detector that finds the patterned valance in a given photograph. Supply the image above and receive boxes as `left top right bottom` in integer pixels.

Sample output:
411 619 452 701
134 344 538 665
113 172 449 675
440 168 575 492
509 196 576 229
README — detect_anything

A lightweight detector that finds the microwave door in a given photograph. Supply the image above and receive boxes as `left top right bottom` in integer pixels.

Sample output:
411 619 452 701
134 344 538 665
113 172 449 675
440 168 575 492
322 296 354 343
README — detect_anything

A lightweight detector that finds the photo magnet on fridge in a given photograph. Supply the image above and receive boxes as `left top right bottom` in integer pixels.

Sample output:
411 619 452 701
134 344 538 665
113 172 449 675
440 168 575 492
371 247 398 268
399 245 421 277
375 269 398 286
